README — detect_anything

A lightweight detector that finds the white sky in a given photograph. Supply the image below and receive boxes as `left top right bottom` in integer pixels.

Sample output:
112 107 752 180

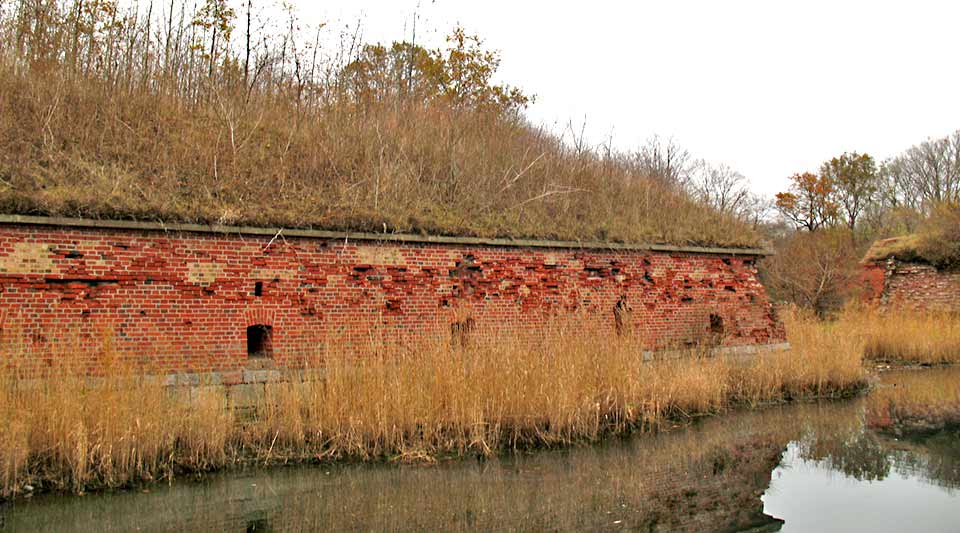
287 0 960 198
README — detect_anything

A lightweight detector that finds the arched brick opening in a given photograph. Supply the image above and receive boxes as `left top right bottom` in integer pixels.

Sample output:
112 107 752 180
247 324 273 358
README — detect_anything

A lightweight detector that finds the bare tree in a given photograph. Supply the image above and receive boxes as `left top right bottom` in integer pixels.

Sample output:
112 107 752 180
886 130 960 210
633 135 693 188
739 193 774 228
687 160 751 216
760 230 860 317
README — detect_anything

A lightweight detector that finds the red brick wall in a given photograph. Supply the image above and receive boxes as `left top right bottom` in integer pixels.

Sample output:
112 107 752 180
859 262 887 302
865 259 960 311
0 223 785 374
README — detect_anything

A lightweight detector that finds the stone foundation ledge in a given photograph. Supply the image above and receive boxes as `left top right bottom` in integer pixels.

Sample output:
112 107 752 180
641 342 791 362
9 343 791 408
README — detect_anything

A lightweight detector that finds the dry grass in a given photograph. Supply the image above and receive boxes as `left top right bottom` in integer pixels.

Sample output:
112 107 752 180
729 308 866 405
837 306 960 365
0 360 233 498
862 235 926 263
0 1 759 248
862 203 960 268
245 312 865 463
0 312 865 499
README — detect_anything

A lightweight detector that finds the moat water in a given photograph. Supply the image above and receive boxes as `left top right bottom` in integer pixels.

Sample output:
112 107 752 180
2 367 959 532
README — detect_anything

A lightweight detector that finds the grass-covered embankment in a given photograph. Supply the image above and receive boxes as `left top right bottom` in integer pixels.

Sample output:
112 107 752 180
0 1 758 248
0 312 865 499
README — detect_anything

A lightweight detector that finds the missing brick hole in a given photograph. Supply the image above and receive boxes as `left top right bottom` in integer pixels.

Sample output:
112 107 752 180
247 324 273 358
254 282 263 297
709 314 725 335
453 254 481 274
45 278 118 288
246 517 271 533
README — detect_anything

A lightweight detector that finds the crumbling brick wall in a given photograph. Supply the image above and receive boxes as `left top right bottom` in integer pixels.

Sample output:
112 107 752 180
0 219 786 375
863 259 960 311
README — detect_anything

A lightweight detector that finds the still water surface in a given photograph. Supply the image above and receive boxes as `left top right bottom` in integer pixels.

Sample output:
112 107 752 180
3 367 959 532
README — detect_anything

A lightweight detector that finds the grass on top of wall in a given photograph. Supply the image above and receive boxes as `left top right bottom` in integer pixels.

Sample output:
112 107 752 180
0 311 864 499
0 2 759 248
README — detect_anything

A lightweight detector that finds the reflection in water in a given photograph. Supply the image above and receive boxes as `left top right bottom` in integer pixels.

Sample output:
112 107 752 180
763 434 960 533
763 367 960 533
3 367 960 532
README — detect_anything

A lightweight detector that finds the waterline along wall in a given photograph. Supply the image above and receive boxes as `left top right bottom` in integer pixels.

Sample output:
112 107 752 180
0 215 786 379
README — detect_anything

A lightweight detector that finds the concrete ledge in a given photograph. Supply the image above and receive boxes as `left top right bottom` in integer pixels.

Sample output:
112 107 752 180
642 342 791 362
7 343 790 407
0 214 772 256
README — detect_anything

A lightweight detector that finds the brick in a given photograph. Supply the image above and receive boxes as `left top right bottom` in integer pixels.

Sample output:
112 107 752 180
0 224 786 376
863 258 960 311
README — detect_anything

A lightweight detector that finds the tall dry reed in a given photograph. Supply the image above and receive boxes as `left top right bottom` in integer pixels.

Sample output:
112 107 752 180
0 313 865 499
0 350 233 498
244 314 865 463
838 305 960 364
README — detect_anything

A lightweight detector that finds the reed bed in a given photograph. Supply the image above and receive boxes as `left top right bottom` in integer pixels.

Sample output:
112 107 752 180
0 313 864 499
837 305 960 365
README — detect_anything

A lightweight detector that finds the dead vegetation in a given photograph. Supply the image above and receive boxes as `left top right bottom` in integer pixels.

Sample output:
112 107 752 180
862 203 960 269
0 311 864 499
0 1 759 247
838 305 960 365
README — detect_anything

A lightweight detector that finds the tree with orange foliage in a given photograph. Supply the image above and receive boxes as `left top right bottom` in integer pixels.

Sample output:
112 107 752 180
775 172 837 232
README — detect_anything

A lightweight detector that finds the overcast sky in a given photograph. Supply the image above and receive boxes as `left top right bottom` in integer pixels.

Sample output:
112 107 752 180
288 0 960 197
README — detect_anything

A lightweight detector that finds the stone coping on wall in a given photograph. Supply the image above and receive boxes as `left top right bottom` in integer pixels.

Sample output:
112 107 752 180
0 214 772 256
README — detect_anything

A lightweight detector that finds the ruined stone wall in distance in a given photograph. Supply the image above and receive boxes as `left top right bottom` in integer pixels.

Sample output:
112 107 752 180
876 260 960 311
0 225 785 374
